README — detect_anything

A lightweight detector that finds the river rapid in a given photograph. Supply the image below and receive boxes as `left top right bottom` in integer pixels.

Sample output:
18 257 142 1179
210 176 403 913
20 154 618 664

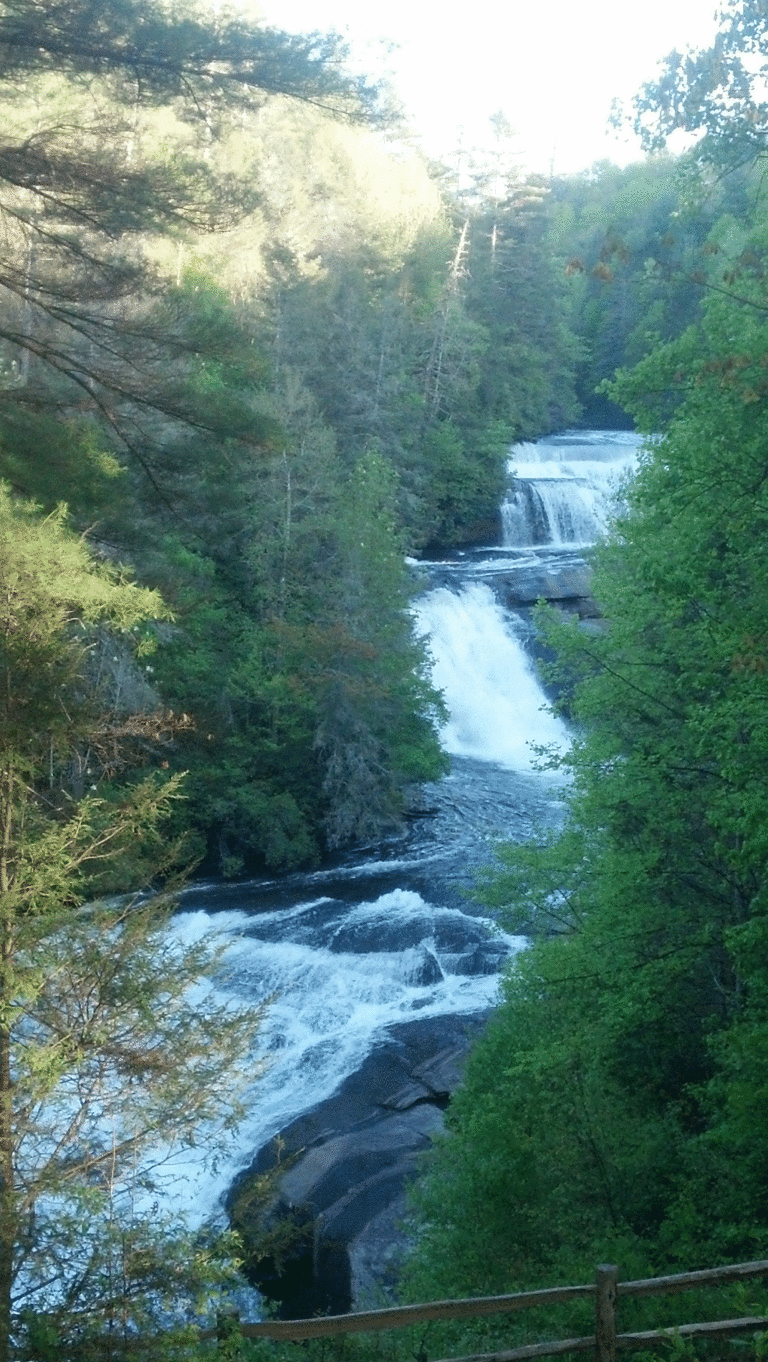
158 430 642 1240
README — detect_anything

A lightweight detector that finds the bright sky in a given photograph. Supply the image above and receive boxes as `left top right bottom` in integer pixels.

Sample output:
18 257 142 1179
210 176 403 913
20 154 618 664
258 0 723 175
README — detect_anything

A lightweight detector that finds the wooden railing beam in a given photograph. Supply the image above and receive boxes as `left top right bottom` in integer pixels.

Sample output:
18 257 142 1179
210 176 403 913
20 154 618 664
430 1338 596 1362
194 1258 768 1350
198 1284 596 1342
619 1258 768 1299
423 1316 768 1362
615 1315 768 1351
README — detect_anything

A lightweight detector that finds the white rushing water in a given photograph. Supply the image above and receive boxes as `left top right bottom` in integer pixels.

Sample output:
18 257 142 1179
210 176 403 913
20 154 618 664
141 892 527 1225
502 429 642 548
415 582 569 770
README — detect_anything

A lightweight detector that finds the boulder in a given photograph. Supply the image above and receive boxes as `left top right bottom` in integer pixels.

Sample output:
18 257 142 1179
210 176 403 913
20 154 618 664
227 1011 487 1316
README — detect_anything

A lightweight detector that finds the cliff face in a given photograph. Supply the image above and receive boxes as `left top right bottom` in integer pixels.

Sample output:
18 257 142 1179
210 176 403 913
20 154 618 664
228 1012 488 1316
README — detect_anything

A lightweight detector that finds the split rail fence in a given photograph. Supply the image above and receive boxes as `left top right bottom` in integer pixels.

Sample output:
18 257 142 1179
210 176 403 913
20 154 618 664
202 1257 768 1360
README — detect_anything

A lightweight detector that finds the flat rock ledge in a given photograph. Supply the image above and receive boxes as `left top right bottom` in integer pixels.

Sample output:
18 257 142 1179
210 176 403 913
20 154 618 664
227 1012 488 1318
498 559 597 610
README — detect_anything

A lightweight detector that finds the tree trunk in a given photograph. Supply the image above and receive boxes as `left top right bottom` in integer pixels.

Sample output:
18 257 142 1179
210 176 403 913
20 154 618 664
0 1022 14 1362
0 771 16 1362
424 218 469 418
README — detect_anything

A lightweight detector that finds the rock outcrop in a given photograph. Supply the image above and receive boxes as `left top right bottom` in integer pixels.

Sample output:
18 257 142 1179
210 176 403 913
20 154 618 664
498 558 596 609
227 1012 487 1316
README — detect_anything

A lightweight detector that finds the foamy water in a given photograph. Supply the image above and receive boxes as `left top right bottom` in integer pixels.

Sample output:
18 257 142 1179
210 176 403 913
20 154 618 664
135 890 526 1225
415 582 570 770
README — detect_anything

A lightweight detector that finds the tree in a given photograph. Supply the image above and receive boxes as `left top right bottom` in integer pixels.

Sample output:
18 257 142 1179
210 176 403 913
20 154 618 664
550 158 711 425
463 172 580 438
0 487 261 1360
0 0 373 114
0 0 376 507
626 0 768 167
312 450 448 847
126 335 448 875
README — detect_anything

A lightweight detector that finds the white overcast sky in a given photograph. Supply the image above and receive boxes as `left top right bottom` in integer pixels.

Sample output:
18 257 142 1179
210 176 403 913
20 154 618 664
257 0 723 175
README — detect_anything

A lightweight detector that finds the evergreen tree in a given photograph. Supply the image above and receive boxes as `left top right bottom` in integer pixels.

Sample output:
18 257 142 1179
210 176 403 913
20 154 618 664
312 451 448 847
0 0 375 505
464 173 580 438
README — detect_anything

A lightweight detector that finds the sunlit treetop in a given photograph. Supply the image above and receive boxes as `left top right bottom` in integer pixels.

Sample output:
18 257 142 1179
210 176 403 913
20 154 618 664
0 0 380 121
0 0 387 500
0 0 382 234
625 0 768 168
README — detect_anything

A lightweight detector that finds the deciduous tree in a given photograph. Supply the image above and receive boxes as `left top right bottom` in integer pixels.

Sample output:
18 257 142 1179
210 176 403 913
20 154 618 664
626 0 768 167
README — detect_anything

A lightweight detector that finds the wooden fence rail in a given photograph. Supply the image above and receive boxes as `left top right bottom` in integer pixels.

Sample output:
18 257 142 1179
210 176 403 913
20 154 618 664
200 1257 768 1360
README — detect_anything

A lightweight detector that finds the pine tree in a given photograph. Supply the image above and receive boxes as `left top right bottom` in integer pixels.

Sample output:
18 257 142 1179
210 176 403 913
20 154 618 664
0 0 377 504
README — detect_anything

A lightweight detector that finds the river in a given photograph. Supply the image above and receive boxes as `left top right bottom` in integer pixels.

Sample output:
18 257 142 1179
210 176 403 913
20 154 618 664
159 429 641 1248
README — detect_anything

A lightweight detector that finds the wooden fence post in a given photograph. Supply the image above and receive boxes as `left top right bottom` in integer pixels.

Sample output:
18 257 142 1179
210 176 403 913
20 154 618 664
595 1264 618 1362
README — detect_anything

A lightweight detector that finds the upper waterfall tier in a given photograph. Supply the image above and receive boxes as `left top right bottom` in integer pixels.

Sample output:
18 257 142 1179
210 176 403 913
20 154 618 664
502 430 643 549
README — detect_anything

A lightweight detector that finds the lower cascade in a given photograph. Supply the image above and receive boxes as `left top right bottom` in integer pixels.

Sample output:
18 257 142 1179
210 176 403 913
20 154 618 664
161 429 639 1315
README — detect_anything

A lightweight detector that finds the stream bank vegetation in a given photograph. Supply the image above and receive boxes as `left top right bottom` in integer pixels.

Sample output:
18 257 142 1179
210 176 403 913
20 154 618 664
0 489 268 1362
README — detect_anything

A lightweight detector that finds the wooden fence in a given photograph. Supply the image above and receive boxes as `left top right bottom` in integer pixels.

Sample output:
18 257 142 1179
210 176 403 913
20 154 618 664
201 1257 768 1360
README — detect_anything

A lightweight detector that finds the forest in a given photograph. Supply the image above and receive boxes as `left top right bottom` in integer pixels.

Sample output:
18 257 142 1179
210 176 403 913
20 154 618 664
2 0 768 1355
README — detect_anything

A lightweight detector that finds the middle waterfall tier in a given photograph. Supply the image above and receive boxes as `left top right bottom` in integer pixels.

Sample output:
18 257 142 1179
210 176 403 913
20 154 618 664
414 581 570 770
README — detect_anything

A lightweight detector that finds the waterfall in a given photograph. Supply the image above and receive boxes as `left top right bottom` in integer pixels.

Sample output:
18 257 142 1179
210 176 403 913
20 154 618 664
139 430 636 1281
138 888 528 1227
144 575 569 1231
415 582 569 770
502 430 641 548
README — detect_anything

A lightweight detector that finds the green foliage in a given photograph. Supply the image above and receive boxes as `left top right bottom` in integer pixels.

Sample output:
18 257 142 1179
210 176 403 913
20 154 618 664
627 0 768 166
0 0 376 521
549 157 751 424
312 451 448 846
463 177 581 440
0 29 594 871
127 354 447 873
0 491 264 1359
0 415 129 522
0 486 165 753
403 188 768 1325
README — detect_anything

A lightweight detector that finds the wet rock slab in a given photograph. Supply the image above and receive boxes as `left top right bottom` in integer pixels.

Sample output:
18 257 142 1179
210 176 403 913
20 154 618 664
498 557 594 605
228 1011 487 1316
